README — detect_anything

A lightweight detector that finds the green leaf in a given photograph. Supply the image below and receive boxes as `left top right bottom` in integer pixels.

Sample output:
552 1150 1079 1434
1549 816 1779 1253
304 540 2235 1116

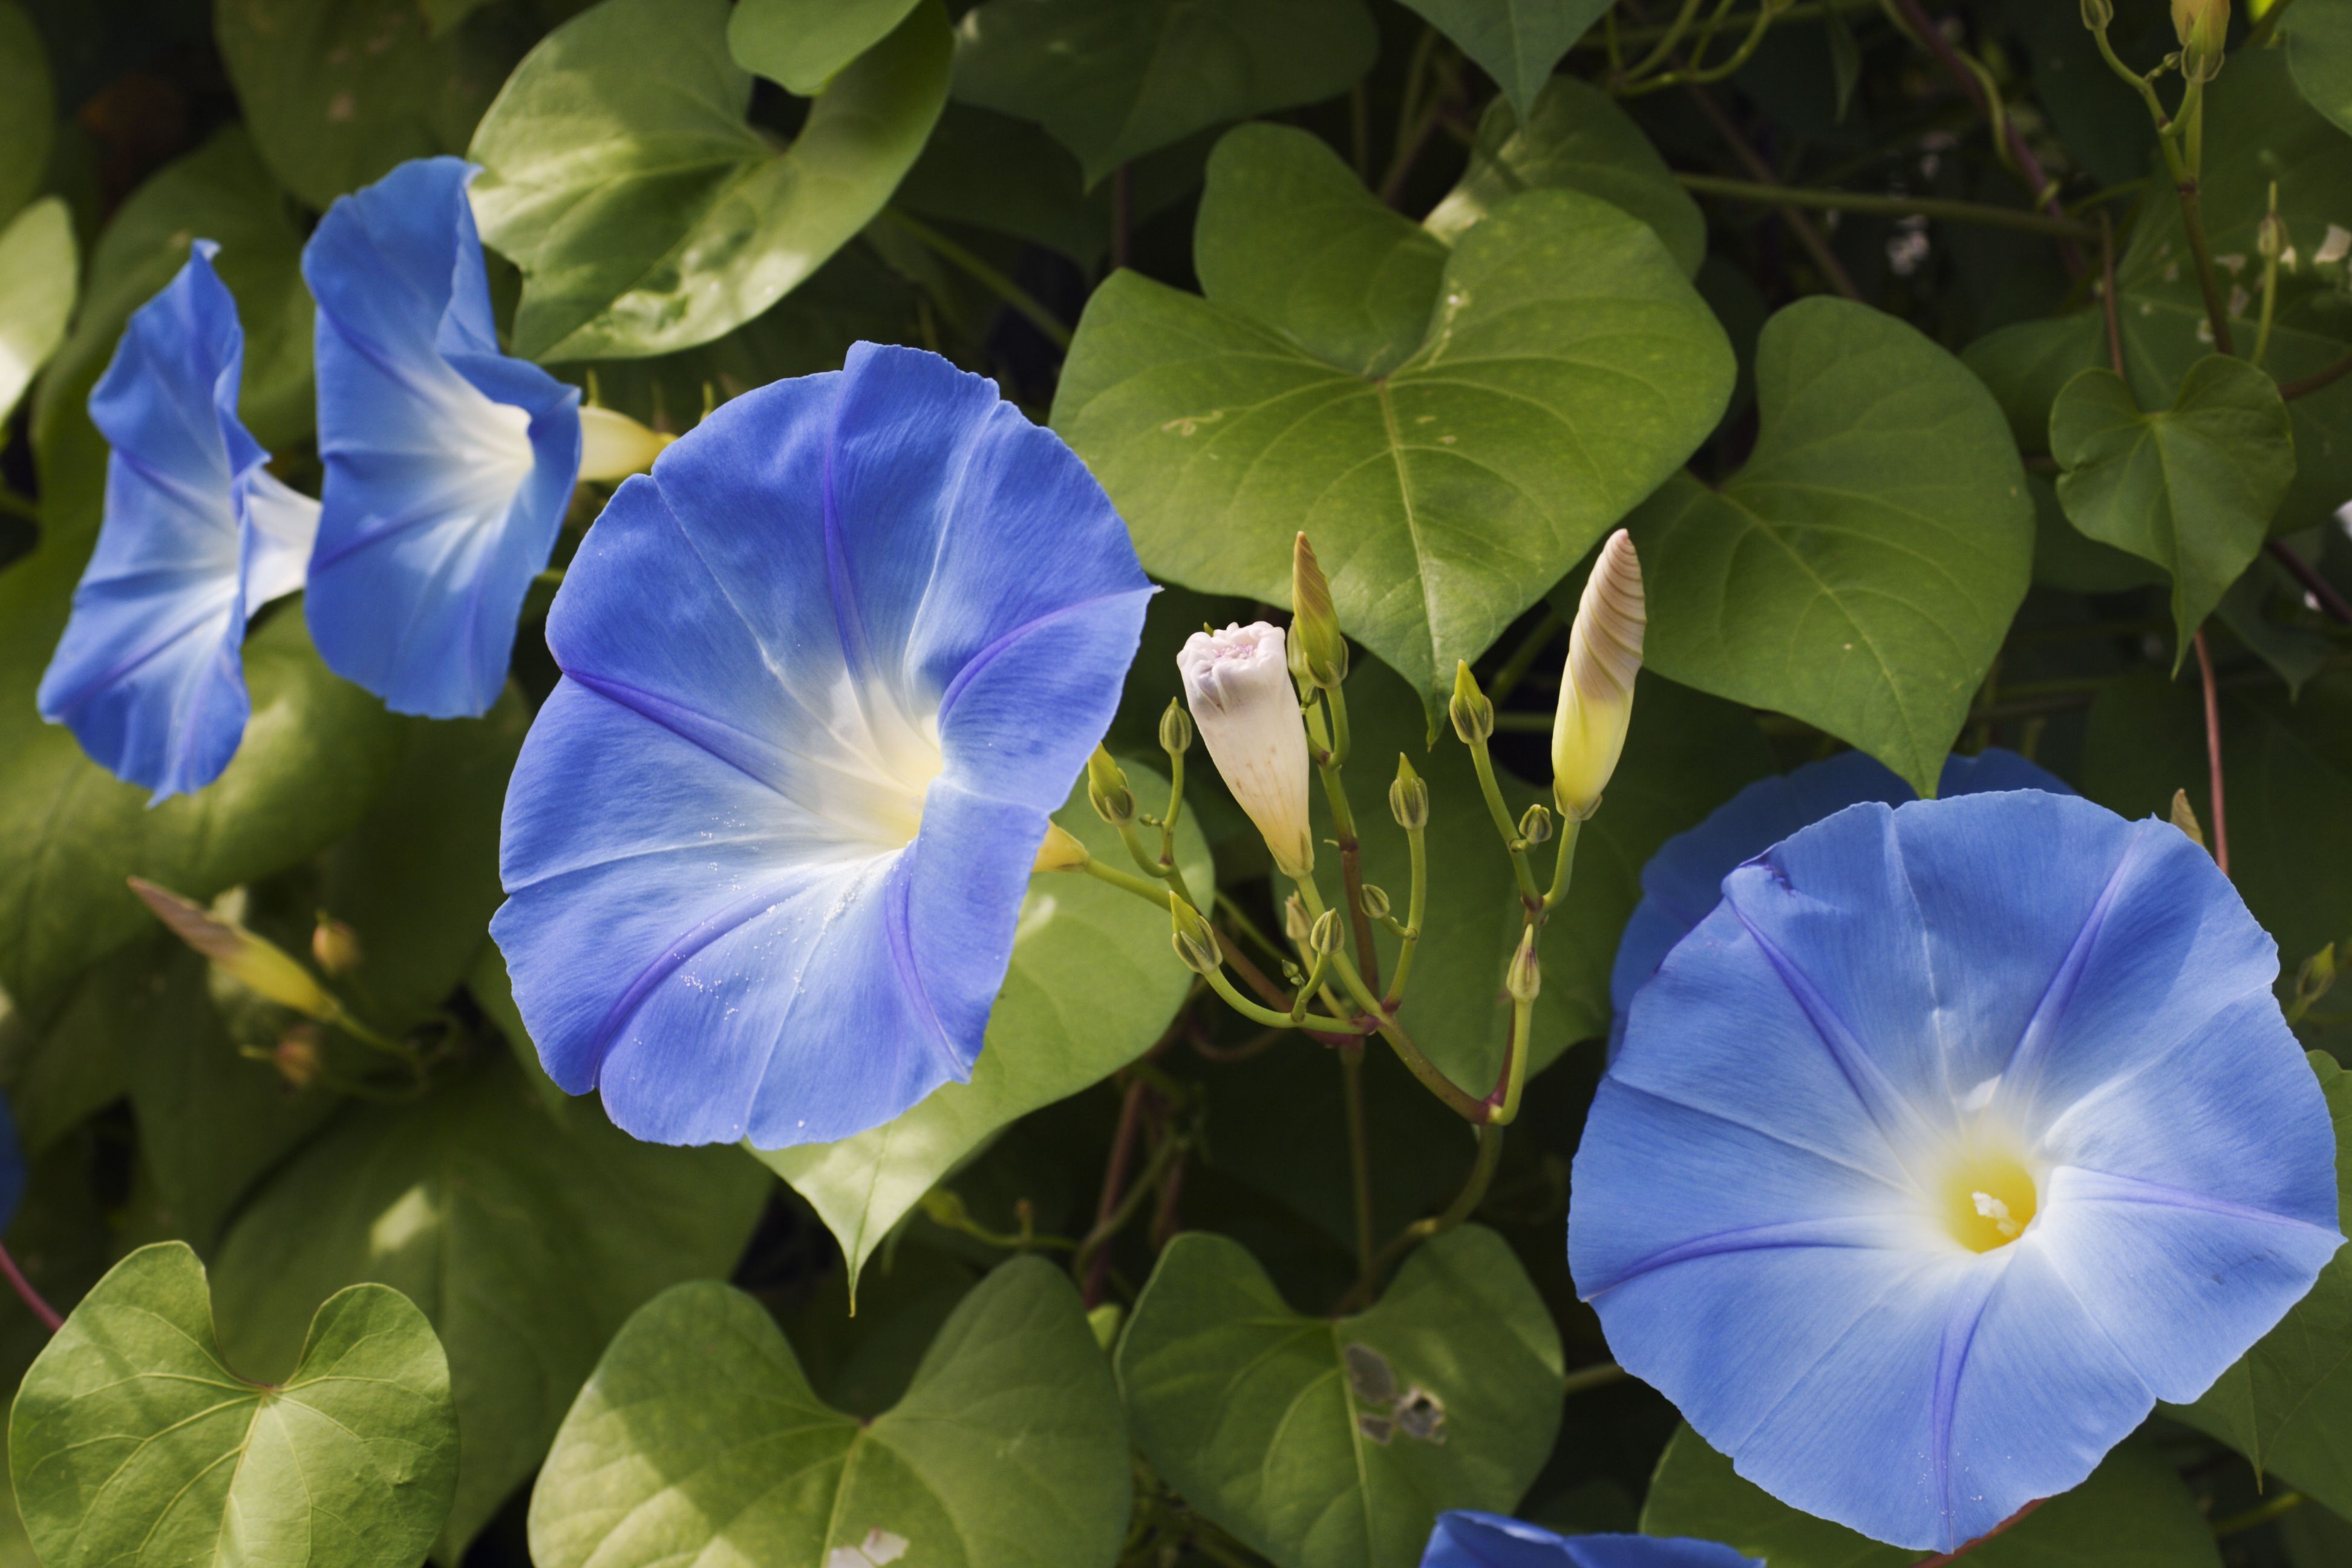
1963 51 2352 535
2172 1053 2352 1517
0 197 74 426
757 760 1210 1295
2051 356 2296 655
1395 0 1606 126
952 0 1377 189
10 1241 457 1568
728 0 923 96
29 128 312 532
469 0 950 362
2026 471 2163 595
2282 0 2352 138
1117 1226 1563 1568
215 0 536 211
206 1052 770 1557
1628 296 2033 797
1055 181 1733 714
1639 1425 2221 1567
1425 77 1705 279
0 544 407 1014
318 694 529 1033
0 2 53 225
529 1259 1131 1568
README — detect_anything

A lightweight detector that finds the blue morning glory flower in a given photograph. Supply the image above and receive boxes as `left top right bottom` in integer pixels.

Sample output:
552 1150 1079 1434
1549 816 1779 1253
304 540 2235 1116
491 343 1154 1148
1423 1513 1759 1568
1608 750 2067 1056
1570 791 2342 1552
37 244 319 802
302 156 584 719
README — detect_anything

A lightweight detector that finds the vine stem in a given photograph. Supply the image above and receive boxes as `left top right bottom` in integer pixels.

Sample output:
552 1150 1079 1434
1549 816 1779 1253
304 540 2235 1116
1341 1047 1376 1297
2279 345 2352 401
2099 211 2125 377
2193 629 2230 878
0 1243 62 1333
1676 173 2097 240
1562 1361 1628 1396
2266 540 2352 625
1682 83 1863 300
1080 1080 1152 1308
1338 1124 1504 1311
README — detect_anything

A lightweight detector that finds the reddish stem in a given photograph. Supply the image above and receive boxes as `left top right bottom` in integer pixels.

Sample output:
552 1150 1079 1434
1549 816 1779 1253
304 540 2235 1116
0 1243 62 1333
2265 540 2352 625
1912 1498 2046 1566
1084 1080 1151 1308
2193 629 2230 878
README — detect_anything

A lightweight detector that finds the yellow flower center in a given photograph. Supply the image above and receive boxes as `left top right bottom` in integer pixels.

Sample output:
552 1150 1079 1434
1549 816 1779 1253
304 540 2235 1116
1942 1152 2039 1253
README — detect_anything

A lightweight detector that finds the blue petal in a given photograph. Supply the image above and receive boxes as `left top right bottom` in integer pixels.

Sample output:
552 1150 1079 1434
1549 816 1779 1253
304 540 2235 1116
36 246 314 802
1422 1514 1760 1568
1573 791 2341 1550
304 157 581 719
1607 750 2068 1054
494 345 1151 1146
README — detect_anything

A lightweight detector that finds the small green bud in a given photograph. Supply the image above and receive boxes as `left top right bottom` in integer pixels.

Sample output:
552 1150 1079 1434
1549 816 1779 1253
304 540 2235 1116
2173 0 2227 81
1517 802 1554 847
1309 908 1344 956
2295 942 2340 1010
1389 754 1429 831
311 914 364 976
2259 186 2287 263
273 1022 325 1089
1171 899 1223 976
1086 745 1134 826
1358 883 1392 921
1290 533 1349 690
1160 699 1194 756
1506 930 1541 1004
1449 662 1494 746
2169 788 2207 852
1284 892 1313 945
2081 0 2113 29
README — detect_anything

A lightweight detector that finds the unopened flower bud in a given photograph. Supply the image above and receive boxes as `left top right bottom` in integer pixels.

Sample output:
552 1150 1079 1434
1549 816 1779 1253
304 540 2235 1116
2081 0 2113 29
1289 534 1348 691
1178 622 1315 877
1449 662 1494 746
1359 884 1392 921
2173 0 2227 81
131 877 341 1023
1517 803 1554 846
1086 746 1135 826
1170 898 1223 975
2295 942 2340 1010
1284 892 1313 944
1553 529 1645 822
274 1022 325 1088
311 915 363 976
1390 755 1428 831
2168 788 2207 852
1506 930 1541 1003
1160 699 1194 756
1034 822 1091 872
1309 908 1344 956
2259 209 2287 265
576 405 675 483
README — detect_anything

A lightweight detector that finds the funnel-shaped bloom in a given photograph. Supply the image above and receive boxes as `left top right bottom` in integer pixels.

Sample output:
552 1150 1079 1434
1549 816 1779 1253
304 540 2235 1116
303 157 582 719
1571 791 2342 1552
1423 1514 1759 1568
1179 622 1314 877
37 245 318 801
1608 749 2066 1055
492 344 1152 1148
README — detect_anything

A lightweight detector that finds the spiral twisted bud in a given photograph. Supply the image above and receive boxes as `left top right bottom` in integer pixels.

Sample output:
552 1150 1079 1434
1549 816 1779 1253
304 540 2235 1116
1553 529 1645 822
1179 622 1316 877
1086 746 1135 826
1289 533 1348 691
1449 662 1495 746
1171 898 1223 976
1390 754 1429 831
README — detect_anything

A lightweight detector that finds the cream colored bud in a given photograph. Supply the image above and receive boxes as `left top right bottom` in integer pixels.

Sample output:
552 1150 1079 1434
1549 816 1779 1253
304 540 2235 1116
311 915 363 976
1552 530 1645 821
1178 622 1315 877
1034 822 1091 872
576 405 675 483
131 877 341 1022
1284 892 1313 945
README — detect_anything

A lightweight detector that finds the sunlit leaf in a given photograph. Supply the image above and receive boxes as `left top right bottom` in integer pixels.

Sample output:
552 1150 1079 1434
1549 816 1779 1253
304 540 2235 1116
728 0 923 96
0 198 74 426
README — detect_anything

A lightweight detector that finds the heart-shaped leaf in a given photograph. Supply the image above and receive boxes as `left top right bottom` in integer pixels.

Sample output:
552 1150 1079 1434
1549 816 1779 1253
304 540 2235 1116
205 1052 769 1557
2172 1053 2352 1518
952 0 1377 188
1116 1226 1562 1568
0 198 73 426
1396 0 1607 131
1640 1425 2221 1567
1628 296 2032 797
756 760 1211 1294
529 1258 1131 1568
2282 0 2352 137
10 1241 457 1568
469 0 950 361
1425 76 1705 278
1056 131 1732 717
2051 355 2296 655
215 0 535 210
729 0 923 95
